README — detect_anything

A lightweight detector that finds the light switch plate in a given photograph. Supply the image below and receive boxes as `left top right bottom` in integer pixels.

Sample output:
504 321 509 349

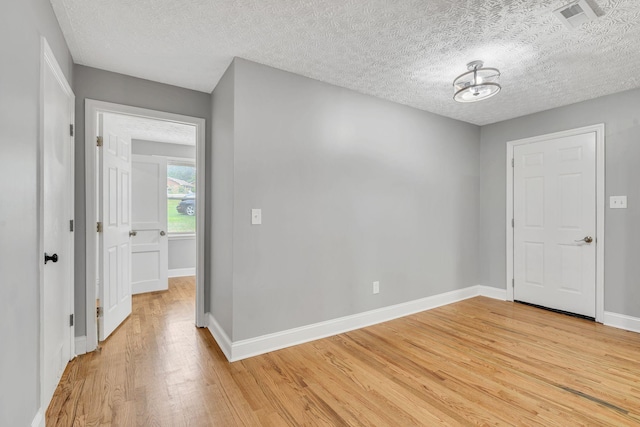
610 196 627 209
251 209 262 224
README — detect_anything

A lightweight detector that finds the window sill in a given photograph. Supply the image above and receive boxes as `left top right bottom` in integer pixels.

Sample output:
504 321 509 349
168 233 196 241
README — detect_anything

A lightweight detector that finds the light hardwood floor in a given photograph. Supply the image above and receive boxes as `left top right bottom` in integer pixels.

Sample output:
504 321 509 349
47 277 640 426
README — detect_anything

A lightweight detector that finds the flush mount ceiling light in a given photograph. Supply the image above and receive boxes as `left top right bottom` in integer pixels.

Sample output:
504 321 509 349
453 60 501 103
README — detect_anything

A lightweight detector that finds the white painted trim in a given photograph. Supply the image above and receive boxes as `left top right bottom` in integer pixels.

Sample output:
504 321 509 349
210 285 492 362
169 267 196 278
39 37 75 420
506 124 605 322
85 100 207 351
168 234 196 241
477 285 507 300
595 130 605 322
31 408 44 427
133 281 169 295
163 155 195 163
194 112 206 328
506 142 514 303
207 313 233 361
75 336 87 356
604 312 640 334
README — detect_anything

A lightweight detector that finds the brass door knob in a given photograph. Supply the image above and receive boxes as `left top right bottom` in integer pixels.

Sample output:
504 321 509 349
575 236 593 244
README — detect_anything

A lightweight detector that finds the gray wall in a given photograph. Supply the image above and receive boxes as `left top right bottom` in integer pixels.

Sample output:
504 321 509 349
211 58 480 341
479 88 640 318
73 65 210 336
210 61 236 337
0 1 73 425
169 237 196 270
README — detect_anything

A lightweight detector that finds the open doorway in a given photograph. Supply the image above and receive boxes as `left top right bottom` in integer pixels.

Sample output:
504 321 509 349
121 115 197 295
84 100 206 351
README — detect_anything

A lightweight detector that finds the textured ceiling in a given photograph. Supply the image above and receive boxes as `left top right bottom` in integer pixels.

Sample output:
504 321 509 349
51 0 640 125
105 113 196 145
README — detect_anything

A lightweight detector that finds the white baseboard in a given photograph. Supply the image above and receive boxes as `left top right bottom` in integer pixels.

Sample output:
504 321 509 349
477 285 507 300
207 285 498 362
75 335 87 355
133 281 169 295
168 268 196 278
604 311 640 334
31 408 44 427
207 313 233 361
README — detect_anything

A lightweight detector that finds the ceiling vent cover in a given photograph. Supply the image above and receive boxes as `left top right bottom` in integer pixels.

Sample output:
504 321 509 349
554 0 599 29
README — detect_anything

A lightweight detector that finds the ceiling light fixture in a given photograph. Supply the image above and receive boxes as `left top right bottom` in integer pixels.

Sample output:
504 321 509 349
453 60 501 103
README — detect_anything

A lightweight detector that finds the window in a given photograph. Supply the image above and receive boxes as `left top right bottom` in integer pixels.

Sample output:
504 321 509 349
167 161 196 234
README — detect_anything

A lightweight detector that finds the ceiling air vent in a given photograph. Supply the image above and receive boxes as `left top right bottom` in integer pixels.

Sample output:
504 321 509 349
553 0 599 29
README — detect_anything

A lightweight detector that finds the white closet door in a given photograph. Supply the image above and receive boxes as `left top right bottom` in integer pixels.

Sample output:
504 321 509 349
42 43 74 406
513 132 596 317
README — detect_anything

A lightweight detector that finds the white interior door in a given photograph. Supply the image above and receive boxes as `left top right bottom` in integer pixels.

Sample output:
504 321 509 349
513 132 596 317
42 42 74 406
98 113 132 340
131 155 168 294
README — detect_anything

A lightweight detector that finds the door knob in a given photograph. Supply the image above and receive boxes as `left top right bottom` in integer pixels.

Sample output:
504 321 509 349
129 230 137 237
575 236 593 244
44 253 58 264
160 231 166 236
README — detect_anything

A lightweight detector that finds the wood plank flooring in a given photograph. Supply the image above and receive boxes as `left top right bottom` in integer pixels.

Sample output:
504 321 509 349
47 278 640 426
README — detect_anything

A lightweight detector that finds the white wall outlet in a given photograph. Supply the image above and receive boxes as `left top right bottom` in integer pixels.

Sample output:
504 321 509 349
251 209 262 224
373 281 379 294
609 196 627 209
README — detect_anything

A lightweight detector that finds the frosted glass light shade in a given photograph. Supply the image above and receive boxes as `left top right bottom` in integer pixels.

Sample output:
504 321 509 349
453 61 501 103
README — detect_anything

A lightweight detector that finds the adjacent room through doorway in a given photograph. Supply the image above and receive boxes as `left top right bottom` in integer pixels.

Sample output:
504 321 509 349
83 100 206 350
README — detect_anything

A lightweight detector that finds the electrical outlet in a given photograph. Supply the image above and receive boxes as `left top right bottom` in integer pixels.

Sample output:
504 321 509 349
373 281 380 294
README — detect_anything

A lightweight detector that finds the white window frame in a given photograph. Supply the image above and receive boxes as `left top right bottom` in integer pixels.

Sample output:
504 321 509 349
167 158 197 237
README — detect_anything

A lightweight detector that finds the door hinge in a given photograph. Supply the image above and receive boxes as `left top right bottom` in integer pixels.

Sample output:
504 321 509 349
97 306 103 318
97 222 103 233
70 124 74 137
512 278 515 288
511 158 514 167
70 219 74 232
511 218 514 228
97 136 103 147
69 313 74 327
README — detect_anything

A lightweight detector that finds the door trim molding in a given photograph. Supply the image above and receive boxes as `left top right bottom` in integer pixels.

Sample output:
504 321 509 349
505 124 605 322
74 335 87 355
39 37 75 418
85 100 206 352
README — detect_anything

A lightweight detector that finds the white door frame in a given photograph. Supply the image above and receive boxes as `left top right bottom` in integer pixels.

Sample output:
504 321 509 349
506 124 605 322
39 37 75 416
85 99 206 352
